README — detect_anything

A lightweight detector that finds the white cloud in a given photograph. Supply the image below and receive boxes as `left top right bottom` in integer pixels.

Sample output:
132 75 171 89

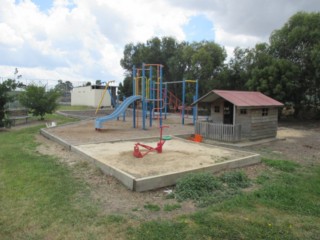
1 0 320 85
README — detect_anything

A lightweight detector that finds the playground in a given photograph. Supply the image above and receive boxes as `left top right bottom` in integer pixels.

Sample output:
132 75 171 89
40 63 260 191
42 115 259 191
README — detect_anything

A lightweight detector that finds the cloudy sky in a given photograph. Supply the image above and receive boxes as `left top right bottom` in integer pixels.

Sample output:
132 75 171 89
1 0 319 85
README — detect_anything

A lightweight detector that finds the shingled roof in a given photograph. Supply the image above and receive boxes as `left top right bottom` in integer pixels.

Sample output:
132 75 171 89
192 90 283 107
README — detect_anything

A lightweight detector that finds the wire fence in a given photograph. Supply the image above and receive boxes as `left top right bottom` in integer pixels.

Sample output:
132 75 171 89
0 76 89 89
1 76 91 108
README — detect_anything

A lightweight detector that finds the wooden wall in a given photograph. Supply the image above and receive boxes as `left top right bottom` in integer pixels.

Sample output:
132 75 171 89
208 99 279 141
235 108 252 139
210 98 224 123
249 107 278 140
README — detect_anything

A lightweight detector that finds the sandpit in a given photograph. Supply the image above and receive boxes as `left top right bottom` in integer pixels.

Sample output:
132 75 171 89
74 139 249 177
41 117 260 191
72 138 260 191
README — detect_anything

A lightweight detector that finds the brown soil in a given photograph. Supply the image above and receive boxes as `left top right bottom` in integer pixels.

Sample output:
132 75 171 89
34 115 320 219
246 121 320 166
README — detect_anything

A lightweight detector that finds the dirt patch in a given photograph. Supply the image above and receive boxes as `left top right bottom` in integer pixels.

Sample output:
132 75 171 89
44 115 195 145
246 123 320 165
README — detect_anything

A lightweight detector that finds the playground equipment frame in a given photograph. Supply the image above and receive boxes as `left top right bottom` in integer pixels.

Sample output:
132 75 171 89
132 63 199 129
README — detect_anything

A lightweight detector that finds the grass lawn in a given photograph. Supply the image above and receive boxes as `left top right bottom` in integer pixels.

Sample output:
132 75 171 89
1 114 320 239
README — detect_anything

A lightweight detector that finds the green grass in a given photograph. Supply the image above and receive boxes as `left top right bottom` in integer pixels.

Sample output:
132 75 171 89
0 117 126 239
143 203 161 212
262 158 300 172
27 112 78 125
219 170 251 188
163 204 181 212
130 165 320 239
174 171 251 207
175 172 223 202
1 115 320 239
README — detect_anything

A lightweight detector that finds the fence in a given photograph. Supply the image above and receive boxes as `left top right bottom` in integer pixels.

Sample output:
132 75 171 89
195 121 242 142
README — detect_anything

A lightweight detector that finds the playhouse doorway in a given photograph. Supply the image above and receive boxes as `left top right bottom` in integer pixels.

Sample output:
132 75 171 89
223 101 234 124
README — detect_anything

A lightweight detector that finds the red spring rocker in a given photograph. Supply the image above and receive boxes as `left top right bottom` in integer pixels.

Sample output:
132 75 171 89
133 126 169 158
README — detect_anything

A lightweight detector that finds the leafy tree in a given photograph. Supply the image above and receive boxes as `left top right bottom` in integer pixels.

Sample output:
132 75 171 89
188 41 227 95
119 37 226 98
269 12 320 115
0 79 19 127
19 85 60 120
244 12 320 117
117 76 132 99
54 80 73 94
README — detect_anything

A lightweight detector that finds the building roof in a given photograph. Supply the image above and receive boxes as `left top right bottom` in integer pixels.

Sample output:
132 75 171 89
192 90 283 107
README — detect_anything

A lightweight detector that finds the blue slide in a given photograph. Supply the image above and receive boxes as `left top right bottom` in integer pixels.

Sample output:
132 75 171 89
95 95 141 129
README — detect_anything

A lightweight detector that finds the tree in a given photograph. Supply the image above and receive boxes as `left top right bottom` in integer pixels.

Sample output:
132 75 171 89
117 76 132 99
269 11 320 115
19 85 60 120
54 80 73 94
0 79 19 127
188 41 227 95
119 37 226 98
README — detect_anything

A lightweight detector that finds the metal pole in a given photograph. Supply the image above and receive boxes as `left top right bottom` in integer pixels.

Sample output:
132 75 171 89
123 96 126 121
159 65 163 127
142 63 146 130
182 79 186 125
194 79 199 124
149 66 153 127
164 83 168 119
133 66 136 128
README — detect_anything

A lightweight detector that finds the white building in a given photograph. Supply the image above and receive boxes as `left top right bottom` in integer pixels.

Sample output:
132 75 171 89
71 85 116 108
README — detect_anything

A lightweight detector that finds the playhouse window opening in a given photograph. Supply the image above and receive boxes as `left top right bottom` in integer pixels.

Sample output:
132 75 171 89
262 108 269 116
214 106 220 113
240 109 247 115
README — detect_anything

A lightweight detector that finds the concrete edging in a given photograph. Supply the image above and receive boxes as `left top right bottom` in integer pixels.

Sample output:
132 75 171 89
40 126 261 192
40 128 71 150
71 145 136 190
133 154 260 192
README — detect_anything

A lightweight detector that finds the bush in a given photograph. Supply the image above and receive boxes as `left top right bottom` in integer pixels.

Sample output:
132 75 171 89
175 172 222 201
19 85 60 120
0 79 19 127
219 171 251 189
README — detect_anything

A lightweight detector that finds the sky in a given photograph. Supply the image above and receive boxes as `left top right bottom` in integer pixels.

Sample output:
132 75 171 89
1 0 320 86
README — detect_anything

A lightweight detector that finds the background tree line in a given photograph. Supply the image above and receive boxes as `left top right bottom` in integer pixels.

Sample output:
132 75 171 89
119 12 320 118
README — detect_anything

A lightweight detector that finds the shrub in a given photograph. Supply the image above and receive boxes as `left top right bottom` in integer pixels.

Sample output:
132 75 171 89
175 172 222 201
219 171 251 189
19 84 60 120
144 203 161 212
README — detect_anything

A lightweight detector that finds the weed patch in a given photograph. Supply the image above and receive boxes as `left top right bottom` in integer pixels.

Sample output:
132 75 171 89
163 203 181 212
175 172 222 201
219 170 251 188
174 171 251 207
144 203 161 212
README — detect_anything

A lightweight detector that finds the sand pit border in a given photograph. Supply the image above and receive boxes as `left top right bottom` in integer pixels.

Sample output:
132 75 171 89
41 127 260 192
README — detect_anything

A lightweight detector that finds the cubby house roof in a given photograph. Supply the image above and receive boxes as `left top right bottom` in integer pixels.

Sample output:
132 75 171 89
192 90 283 107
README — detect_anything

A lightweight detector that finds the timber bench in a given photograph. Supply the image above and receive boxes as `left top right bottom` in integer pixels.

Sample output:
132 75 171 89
7 109 30 126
